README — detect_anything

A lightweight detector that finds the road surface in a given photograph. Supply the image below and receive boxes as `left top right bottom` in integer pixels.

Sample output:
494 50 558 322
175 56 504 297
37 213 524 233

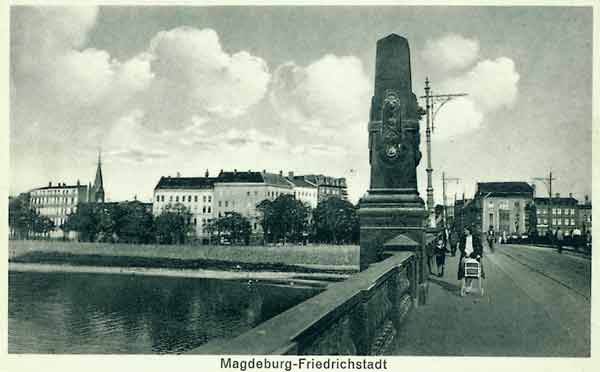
390 244 591 356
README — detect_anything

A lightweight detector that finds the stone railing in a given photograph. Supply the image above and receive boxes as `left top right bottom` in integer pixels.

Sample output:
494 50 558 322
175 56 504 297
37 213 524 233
190 252 416 355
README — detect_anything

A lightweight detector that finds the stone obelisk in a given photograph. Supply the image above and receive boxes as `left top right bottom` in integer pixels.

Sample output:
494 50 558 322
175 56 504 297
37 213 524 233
358 34 427 298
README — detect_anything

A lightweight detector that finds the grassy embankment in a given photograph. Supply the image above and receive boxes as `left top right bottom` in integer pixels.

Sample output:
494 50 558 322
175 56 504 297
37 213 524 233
9 240 359 273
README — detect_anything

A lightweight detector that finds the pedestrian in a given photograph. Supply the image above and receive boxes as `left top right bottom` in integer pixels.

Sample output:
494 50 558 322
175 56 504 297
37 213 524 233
556 227 564 254
450 227 459 256
457 226 485 293
426 236 435 275
435 237 446 277
486 225 495 254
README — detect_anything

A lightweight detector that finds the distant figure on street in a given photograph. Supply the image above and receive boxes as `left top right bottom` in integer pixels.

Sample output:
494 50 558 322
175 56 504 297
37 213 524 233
556 227 564 254
450 227 459 256
487 225 496 253
435 237 446 277
502 230 507 244
458 226 485 293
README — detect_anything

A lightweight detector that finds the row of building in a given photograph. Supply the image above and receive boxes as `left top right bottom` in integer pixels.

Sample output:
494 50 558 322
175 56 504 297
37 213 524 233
22 155 349 241
152 170 347 241
452 182 592 237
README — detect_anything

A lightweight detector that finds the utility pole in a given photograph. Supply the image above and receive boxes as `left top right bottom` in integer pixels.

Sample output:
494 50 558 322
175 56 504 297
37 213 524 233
442 172 460 229
420 78 467 228
533 171 556 234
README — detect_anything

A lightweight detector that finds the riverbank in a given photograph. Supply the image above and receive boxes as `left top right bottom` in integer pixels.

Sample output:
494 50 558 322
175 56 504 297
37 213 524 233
9 262 348 288
9 240 359 274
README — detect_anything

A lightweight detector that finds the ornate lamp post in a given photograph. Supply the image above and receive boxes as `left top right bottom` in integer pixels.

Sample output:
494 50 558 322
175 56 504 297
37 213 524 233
420 78 467 228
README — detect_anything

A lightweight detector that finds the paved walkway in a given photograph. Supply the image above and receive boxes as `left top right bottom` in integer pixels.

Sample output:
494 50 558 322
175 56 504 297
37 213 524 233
389 244 590 357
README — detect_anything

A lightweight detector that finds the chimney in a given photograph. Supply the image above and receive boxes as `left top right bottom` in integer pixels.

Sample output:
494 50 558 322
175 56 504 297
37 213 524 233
234 169 237 174
176 172 181 178
555 193 560 198
219 169 223 176
569 193 573 198
49 181 52 187
288 171 294 178
77 179 80 186
205 169 209 178
279 170 283 176
262 169 266 173
585 195 589 204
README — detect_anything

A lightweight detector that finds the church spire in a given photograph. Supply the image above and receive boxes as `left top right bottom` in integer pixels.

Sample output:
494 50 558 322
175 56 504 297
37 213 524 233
92 150 105 203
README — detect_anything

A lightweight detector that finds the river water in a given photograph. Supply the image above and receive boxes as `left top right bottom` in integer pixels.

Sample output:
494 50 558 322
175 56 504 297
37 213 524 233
8 270 319 354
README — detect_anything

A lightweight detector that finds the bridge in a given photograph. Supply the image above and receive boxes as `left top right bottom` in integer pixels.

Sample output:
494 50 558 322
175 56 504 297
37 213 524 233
390 244 590 356
192 242 590 357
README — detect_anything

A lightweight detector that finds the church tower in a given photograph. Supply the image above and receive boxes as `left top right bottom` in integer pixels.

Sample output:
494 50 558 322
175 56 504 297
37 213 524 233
92 151 105 203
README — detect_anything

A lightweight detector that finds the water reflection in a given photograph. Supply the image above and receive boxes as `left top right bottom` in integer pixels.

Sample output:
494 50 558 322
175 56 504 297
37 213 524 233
9 271 319 354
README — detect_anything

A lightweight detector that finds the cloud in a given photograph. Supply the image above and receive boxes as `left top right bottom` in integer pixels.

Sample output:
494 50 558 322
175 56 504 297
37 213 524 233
270 54 370 136
432 57 520 139
431 97 484 142
422 33 479 72
147 27 271 119
11 6 153 112
108 149 169 163
440 57 520 112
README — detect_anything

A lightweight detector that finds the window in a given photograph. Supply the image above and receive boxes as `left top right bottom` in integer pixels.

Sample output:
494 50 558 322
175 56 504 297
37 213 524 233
253 223 257 230
202 206 206 213
161 195 165 202
188 195 191 202
247 191 250 196
218 201 222 207
571 209 576 215
208 196 212 203
194 195 198 202
218 212 222 218
254 191 258 196
156 195 160 202
208 206 211 213
193 218 197 225
225 201 229 207
176 196 179 202
203 195 207 203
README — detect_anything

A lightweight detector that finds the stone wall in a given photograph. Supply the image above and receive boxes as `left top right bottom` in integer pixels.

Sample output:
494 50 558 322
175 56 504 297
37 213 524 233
191 252 416 355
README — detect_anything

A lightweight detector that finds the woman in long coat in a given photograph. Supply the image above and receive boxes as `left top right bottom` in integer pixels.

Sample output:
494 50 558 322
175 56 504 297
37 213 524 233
457 226 485 281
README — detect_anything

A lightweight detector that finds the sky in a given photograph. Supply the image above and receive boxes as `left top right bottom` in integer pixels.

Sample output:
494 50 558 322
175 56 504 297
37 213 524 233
9 5 593 205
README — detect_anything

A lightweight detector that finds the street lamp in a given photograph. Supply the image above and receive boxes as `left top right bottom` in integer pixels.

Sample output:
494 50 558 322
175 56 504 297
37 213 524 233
420 78 467 228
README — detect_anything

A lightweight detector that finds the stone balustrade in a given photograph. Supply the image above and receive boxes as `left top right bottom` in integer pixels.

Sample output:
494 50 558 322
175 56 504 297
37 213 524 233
191 251 417 355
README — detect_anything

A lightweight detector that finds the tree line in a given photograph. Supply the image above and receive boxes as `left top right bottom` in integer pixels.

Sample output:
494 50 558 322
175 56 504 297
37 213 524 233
8 194 360 245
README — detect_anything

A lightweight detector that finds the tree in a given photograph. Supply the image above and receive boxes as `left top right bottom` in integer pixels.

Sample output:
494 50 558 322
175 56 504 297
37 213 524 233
207 212 252 245
257 194 310 244
113 202 155 244
313 198 359 244
9 193 56 239
154 203 193 244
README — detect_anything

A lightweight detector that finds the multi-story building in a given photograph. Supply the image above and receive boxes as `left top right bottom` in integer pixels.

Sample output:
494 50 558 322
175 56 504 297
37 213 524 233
533 193 579 236
29 155 105 238
286 172 318 209
577 195 592 233
152 170 299 242
153 173 216 241
290 174 347 203
213 170 295 237
476 182 534 237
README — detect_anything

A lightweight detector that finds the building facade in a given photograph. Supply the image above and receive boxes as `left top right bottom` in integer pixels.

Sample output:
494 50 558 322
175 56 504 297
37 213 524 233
476 182 534 237
153 175 215 241
533 194 579 236
286 173 319 209
29 155 105 238
291 174 347 203
213 171 295 238
577 195 592 233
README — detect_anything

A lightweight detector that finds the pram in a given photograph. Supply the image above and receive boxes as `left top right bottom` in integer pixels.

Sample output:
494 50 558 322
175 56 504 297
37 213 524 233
460 257 484 296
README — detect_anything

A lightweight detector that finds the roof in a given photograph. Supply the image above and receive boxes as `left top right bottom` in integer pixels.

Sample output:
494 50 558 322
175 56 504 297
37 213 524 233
216 171 264 183
154 177 216 190
286 177 317 188
475 182 534 197
31 184 85 191
261 173 293 188
534 197 578 205
297 174 346 188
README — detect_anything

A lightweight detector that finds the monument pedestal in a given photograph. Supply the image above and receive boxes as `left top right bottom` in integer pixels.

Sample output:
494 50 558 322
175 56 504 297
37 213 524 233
358 188 429 304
